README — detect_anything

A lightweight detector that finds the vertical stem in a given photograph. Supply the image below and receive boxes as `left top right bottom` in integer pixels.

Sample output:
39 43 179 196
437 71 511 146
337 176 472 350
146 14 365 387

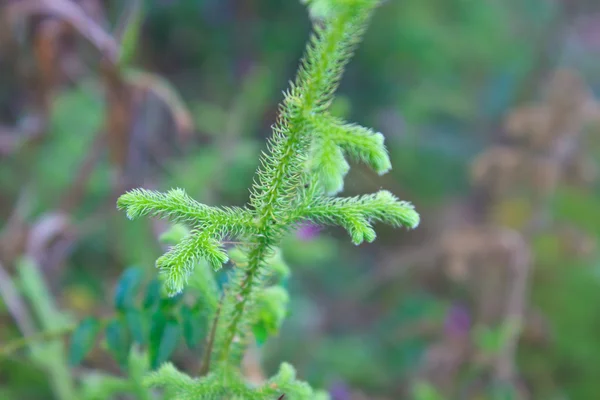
214 240 269 367
0 261 36 336
18 256 77 400
199 295 223 376
210 1 379 372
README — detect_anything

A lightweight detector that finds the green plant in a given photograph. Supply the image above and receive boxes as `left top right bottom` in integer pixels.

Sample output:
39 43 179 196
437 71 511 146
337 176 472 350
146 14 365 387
115 0 420 398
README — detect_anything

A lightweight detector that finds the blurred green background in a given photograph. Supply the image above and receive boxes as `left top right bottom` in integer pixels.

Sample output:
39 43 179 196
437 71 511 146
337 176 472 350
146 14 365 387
1 0 600 399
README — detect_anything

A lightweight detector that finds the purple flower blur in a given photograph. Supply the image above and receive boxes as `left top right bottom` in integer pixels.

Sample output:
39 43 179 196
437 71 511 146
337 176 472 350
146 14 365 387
575 15 600 51
329 380 351 400
296 222 321 241
444 304 471 338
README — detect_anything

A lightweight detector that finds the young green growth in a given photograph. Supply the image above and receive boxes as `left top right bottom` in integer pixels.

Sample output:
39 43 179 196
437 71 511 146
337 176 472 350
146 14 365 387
117 0 418 397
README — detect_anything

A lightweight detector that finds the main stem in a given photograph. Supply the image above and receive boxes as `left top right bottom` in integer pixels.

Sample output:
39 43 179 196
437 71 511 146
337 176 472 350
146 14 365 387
216 237 271 366
214 95 313 366
214 85 310 369
211 2 377 370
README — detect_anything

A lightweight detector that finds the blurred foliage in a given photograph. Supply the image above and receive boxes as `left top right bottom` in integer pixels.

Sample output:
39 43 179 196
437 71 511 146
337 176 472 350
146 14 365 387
1 0 600 399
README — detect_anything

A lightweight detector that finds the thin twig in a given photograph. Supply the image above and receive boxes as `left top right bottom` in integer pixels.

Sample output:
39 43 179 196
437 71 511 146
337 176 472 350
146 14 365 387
199 295 224 376
0 261 36 337
3 0 119 64
0 316 112 358
0 324 75 357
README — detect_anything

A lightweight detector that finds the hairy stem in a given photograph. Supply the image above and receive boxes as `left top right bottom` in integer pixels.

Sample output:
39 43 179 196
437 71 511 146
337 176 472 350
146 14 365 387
214 239 270 367
213 1 379 370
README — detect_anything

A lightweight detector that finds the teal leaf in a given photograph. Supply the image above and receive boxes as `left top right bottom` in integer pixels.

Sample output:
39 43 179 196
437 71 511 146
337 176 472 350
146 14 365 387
149 311 167 369
181 305 205 350
149 313 181 369
125 309 146 344
68 317 101 366
105 318 132 368
114 267 144 311
143 279 162 310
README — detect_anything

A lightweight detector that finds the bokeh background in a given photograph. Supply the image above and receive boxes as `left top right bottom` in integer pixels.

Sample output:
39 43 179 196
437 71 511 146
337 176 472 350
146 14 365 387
1 0 600 399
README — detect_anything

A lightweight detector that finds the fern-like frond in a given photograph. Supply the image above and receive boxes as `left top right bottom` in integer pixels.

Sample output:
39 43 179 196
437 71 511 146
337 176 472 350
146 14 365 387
118 189 257 295
157 231 224 296
309 114 390 195
156 228 229 296
117 188 212 223
115 1 418 394
215 0 385 373
117 188 255 232
144 363 201 400
309 134 350 195
299 190 419 244
296 1 379 113
249 0 380 214
256 362 330 400
319 114 391 174
146 364 268 400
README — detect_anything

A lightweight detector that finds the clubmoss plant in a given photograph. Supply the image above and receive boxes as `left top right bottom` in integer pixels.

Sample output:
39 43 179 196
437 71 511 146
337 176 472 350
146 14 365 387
117 0 419 397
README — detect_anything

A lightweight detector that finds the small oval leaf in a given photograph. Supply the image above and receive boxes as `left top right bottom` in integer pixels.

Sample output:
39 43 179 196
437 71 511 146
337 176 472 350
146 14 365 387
149 313 181 369
105 318 132 368
181 305 205 350
149 311 166 369
114 267 144 311
143 279 162 310
68 317 100 366
126 309 146 344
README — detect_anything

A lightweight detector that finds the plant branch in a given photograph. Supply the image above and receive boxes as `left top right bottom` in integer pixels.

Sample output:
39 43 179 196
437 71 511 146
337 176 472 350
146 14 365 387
0 324 76 357
199 295 224 376
0 261 36 337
